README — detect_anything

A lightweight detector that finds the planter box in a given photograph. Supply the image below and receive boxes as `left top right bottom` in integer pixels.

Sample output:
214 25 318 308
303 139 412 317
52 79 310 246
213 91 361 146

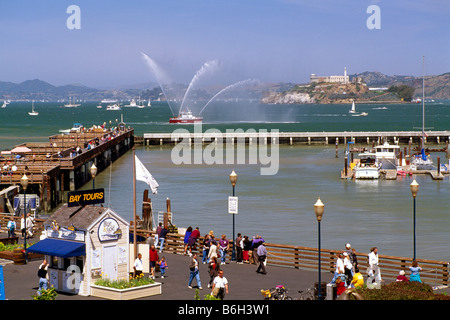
90 282 162 300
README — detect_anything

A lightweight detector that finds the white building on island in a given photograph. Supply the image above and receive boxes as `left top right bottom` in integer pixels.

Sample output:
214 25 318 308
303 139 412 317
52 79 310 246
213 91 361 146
310 67 350 84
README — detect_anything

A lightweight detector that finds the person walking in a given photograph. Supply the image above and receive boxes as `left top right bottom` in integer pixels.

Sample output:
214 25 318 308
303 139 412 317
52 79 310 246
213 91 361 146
149 245 159 279
202 234 211 264
26 213 35 238
188 253 202 289
368 247 382 283
207 240 218 261
7 217 16 238
409 261 422 283
235 233 243 264
37 259 49 295
211 270 228 300
218 234 230 265
208 256 220 288
256 242 267 275
159 256 168 279
158 225 168 253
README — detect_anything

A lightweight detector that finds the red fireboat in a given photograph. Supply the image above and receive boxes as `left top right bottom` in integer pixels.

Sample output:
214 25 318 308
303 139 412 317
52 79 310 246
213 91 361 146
169 110 203 124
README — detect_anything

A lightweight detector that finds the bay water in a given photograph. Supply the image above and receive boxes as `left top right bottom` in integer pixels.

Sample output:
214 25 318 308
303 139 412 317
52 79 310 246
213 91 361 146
0 100 449 261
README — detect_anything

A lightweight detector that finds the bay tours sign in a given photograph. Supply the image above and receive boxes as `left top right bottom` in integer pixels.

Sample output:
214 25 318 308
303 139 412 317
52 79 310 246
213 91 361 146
68 189 105 207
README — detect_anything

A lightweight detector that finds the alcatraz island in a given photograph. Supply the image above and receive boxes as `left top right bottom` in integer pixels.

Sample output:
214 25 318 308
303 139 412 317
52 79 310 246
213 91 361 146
261 67 450 105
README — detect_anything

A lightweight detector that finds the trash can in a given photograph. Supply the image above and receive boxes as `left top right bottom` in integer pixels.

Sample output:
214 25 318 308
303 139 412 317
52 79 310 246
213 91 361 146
327 283 337 300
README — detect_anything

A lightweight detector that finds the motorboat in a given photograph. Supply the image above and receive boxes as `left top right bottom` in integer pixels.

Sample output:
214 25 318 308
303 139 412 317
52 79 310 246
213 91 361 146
106 104 122 111
28 100 39 116
374 142 400 169
124 99 138 107
169 110 203 124
354 152 381 179
59 123 84 134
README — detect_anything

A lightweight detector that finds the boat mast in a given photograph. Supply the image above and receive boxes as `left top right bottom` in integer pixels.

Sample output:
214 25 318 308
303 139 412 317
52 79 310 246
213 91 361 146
421 55 425 150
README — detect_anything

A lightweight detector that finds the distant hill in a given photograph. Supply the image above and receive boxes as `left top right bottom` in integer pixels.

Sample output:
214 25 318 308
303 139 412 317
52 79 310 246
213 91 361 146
350 71 450 99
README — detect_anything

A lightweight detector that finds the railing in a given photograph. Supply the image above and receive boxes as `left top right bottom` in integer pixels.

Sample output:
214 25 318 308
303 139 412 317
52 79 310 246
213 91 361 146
134 229 448 287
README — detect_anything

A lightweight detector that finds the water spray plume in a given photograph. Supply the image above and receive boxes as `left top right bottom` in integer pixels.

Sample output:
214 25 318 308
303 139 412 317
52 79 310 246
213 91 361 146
140 52 175 116
179 59 220 114
199 79 258 115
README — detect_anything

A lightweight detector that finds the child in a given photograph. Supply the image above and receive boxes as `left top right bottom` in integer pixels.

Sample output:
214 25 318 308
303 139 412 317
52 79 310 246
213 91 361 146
159 256 168 279
335 277 346 298
396 270 408 282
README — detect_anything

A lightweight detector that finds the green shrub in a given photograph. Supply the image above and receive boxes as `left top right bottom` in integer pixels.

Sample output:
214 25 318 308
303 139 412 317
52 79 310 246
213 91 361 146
31 287 58 300
355 281 450 300
94 273 154 289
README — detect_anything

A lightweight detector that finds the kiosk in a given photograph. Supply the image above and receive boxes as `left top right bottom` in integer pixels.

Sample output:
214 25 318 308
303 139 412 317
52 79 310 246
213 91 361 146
28 204 129 296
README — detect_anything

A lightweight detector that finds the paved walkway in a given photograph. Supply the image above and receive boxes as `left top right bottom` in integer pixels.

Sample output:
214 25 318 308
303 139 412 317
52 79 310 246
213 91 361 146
1 251 333 300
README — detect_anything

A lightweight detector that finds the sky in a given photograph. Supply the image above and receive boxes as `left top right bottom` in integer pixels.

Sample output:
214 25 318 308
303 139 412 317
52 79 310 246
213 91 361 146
0 0 449 88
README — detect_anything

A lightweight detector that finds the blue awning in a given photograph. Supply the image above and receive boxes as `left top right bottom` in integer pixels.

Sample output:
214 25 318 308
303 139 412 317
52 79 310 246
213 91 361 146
27 238 85 258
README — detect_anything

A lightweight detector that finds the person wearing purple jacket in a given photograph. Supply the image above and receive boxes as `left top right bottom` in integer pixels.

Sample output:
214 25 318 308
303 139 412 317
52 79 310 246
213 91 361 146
219 234 230 265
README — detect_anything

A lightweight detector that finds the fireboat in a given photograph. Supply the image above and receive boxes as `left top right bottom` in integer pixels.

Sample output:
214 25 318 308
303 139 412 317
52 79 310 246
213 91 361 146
169 110 203 124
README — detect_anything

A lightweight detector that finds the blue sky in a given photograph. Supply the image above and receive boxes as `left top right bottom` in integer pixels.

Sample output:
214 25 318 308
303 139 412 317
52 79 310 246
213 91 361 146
0 0 449 87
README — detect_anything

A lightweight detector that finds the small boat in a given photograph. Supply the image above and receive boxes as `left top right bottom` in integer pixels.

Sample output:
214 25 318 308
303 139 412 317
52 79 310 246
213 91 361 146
349 100 356 114
59 123 84 134
359 112 368 116
96 104 102 109
169 110 203 124
106 104 122 111
1 101 7 108
354 152 381 179
147 100 151 107
124 99 138 107
374 142 400 169
28 100 39 116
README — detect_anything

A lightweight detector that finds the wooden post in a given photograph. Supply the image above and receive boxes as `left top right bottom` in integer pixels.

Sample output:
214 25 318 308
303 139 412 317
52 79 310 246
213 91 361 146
344 156 348 177
437 157 440 175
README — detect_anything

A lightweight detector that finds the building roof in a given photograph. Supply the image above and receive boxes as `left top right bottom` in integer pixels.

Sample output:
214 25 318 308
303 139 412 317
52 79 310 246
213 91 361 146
44 204 108 230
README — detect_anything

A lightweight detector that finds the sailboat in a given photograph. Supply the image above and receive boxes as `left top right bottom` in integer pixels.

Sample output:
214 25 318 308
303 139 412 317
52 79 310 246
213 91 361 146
412 56 433 170
64 96 81 108
28 100 39 116
349 100 368 116
1 101 7 108
349 100 356 114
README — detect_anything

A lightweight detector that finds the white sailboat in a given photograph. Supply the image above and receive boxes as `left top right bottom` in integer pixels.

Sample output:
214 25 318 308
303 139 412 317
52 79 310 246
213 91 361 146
64 96 81 108
349 100 356 114
28 100 39 116
1 101 7 108
412 56 433 170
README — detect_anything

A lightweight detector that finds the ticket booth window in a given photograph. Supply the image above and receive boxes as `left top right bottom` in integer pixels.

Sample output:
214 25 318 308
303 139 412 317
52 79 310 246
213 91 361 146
50 256 59 269
63 258 71 270
76 257 84 272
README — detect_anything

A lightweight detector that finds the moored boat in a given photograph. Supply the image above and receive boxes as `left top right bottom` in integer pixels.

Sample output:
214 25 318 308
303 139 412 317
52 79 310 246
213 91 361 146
106 104 122 111
374 142 400 169
354 152 381 179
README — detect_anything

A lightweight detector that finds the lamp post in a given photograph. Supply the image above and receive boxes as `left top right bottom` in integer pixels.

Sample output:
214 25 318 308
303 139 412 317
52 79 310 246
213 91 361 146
90 163 97 189
410 179 419 260
229 170 237 261
314 197 324 300
20 174 29 264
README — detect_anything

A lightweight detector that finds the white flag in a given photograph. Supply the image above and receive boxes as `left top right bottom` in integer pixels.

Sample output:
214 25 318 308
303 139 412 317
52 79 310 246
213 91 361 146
135 155 159 194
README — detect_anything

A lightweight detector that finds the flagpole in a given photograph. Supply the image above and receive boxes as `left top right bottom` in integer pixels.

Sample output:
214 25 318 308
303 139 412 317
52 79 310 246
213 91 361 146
133 147 137 261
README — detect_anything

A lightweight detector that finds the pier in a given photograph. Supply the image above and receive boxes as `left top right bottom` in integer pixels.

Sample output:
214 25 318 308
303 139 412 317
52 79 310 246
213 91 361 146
140 130 450 146
0 125 134 212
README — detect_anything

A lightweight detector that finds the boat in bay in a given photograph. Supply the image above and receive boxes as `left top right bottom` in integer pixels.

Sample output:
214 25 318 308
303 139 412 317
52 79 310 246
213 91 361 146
64 96 81 108
106 104 122 111
59 123 84 134
28 100 39 116
169 110 203 124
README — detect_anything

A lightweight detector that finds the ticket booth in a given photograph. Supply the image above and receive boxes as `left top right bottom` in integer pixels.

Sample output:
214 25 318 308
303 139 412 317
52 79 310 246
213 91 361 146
28 203 130 296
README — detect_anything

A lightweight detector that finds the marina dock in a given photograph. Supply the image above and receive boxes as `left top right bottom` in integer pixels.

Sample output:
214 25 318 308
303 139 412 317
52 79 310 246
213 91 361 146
0 125 134 212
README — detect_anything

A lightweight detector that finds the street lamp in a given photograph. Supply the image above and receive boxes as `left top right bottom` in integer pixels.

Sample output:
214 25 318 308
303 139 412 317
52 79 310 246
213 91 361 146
229 170 237 261
20 174 29 264
410 179 419 260
90 163 97 189
314 197 324 300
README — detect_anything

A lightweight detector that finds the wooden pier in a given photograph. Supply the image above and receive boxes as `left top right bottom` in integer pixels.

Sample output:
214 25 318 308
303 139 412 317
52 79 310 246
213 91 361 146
140 130 450 146
0 125 134 212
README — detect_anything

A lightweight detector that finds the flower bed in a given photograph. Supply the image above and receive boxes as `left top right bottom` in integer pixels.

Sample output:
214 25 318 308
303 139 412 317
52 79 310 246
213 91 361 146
91 276 162 300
